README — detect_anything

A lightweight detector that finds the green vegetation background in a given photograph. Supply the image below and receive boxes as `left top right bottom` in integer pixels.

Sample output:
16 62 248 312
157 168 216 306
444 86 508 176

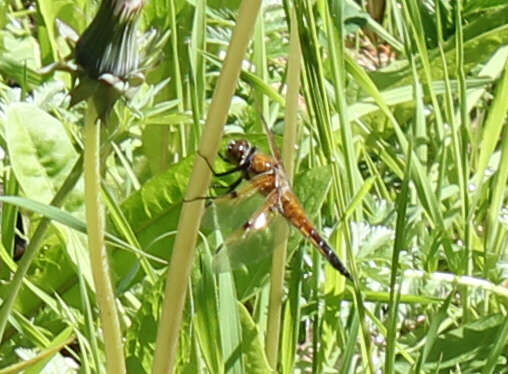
0 0 508 373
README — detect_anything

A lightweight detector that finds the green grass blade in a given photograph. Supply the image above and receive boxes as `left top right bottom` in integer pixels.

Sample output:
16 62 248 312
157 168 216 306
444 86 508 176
385 145 412 374
481 315 508 374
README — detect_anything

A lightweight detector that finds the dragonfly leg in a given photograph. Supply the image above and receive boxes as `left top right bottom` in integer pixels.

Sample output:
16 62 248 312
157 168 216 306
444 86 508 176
184 152 248 204
183 195 216 203
217 152 229 163
210 173 273 205
220 177 243 195
188 170 273 204
183 175 246 204
197 151 245 177
211 176 243 192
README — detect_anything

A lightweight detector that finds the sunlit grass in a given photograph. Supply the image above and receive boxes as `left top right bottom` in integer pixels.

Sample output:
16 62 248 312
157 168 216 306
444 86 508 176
0 0 507 373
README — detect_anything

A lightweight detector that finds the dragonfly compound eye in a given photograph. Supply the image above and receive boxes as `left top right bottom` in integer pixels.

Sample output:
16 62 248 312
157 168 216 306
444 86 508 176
227 140 251 164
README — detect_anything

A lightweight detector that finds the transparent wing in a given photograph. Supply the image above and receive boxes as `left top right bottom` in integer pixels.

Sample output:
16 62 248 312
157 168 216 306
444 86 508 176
201 176 270 238
201 186 289 272
260 117 283 164
212 214 288 273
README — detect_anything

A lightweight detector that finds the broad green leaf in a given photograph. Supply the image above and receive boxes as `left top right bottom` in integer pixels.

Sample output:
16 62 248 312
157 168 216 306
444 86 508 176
238 302 272 373
0 33 43 90
0 1 6 29
141 0 187 29
141 125 170 175
1 104 92 313
4 103 83 216
114 155 193 277
398 315 508 372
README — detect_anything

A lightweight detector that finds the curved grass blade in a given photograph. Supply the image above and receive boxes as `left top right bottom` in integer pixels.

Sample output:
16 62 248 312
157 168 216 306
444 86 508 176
0 196 163 264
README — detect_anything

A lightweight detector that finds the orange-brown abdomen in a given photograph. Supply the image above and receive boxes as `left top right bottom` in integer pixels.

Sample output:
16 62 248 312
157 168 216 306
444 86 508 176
280 192 311 234
280 191 352 279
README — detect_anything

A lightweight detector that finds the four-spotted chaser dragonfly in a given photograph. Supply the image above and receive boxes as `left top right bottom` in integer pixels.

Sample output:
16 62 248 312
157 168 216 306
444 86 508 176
200 128 352 280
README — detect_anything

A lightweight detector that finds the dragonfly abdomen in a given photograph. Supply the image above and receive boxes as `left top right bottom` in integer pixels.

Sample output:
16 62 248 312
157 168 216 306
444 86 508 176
282 196 352 280
303 222 352 280
311 233 352 280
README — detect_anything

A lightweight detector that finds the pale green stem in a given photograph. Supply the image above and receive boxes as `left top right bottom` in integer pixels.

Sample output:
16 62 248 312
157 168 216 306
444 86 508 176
265 230 288 368
151 1 262 373
403 270 508 300
265 6 301 368
253 6 269 127
169 0 186 160
454 0 472 323
83 102 126 374
0 156 82 342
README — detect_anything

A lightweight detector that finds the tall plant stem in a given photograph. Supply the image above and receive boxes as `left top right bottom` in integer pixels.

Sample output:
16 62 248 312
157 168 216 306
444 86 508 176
83 102 126 374
0 156 83 342
151 1 262 373
265 5 301 368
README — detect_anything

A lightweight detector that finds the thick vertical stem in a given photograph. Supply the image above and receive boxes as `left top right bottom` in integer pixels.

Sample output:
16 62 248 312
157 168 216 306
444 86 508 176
151 1 262 373
265 5 301 368
84 103 126 374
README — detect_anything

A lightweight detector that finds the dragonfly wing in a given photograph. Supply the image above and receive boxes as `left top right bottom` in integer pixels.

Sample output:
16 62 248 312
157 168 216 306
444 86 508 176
201 180 265 237
201 173 276 233
212 190 287 272
260 117 283 164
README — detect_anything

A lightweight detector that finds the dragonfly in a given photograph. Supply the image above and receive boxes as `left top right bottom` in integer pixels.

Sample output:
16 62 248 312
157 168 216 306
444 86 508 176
200 128 352 280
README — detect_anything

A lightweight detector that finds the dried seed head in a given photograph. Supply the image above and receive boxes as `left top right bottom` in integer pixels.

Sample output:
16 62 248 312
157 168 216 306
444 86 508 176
76 0 144 79
72 0 145 118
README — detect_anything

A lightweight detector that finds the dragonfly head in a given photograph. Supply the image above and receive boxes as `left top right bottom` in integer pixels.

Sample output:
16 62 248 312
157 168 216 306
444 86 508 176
226 139 253 165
